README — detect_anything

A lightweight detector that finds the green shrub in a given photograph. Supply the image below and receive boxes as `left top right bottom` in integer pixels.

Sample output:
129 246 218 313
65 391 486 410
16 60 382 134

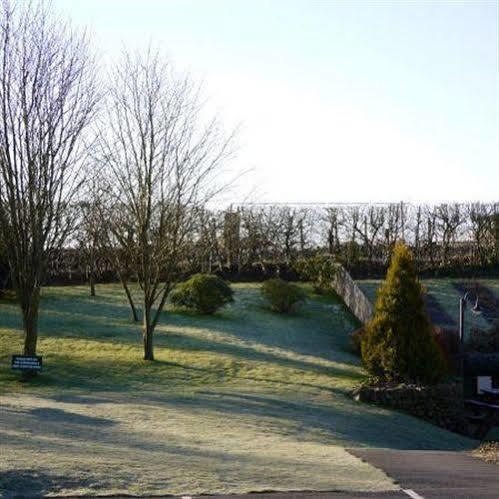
361 242 446 385
294 254 339 294
170 274 233 314
260 279 306 313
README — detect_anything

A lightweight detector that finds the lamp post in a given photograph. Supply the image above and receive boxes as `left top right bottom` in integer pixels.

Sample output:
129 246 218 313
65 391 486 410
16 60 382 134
458 291 482 380
459 291 482 346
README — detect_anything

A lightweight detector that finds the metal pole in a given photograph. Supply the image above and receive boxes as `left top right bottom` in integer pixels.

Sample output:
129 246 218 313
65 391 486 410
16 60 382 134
459 297 464 378
459 297 464 345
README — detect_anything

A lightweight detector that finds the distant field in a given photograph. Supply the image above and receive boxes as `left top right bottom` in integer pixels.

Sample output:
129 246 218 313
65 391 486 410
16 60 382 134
357 278 498 337
0 283 475 496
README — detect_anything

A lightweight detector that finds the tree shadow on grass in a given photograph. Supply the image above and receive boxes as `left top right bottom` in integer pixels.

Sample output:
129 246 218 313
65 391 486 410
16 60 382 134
15 359 474 453
1 352 361 395
44 393 115 405
200 286 358 355
0 297 140 343
160 333 362 375
29 407 116 426
0 469 115 498
2 310 361 388
134 389 476 452
30 385 478 452
5 284 359 364
424 292 456 327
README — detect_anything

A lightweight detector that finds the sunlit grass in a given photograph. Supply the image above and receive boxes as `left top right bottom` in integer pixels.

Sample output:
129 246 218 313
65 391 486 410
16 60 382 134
0 282 362 394
0 282 476 496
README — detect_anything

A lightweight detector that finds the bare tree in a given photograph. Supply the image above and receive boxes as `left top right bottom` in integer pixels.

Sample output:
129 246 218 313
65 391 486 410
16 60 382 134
322 207 340 255
75 176 107 296
435 203 463 266
0 0 99 358
280 207 298 264
467 202 497 266
240 207 267 270
100 201 141 322
97 49 234 361
223 208 241 268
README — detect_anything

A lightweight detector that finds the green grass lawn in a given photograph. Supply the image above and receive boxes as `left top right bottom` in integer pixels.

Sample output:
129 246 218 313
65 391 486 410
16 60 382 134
0 283 362 394
0 282 476 496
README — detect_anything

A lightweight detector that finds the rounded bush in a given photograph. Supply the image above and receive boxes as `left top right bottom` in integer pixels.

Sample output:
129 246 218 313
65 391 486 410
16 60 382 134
294 254 339 294
260 278 306 313
170 274 233 315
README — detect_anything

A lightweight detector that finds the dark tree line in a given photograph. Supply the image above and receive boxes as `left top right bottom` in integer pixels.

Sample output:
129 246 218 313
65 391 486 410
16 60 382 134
185 202 498 277
28 201 498 288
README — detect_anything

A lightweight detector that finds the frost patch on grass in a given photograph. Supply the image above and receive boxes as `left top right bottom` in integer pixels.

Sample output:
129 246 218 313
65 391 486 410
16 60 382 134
0 392 397 496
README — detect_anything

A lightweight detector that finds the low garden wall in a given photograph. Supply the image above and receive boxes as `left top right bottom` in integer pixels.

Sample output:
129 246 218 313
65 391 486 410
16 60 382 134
333 265 373 324
352 382 469 436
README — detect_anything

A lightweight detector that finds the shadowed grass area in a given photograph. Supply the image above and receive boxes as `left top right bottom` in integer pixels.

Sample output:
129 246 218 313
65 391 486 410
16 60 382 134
357 278 497 337
0 282 476 496
0 283 362 393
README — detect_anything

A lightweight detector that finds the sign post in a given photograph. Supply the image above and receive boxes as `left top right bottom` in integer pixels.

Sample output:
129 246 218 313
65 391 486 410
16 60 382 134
11 355 42 373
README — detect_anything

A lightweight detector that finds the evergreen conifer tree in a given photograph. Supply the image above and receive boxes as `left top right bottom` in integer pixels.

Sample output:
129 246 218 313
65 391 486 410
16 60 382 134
361 242 445 384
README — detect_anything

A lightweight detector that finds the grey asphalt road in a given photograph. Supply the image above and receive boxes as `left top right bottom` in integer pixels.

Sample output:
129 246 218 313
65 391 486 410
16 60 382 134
189 492 407 499
348 448 499 499
189 449 499 499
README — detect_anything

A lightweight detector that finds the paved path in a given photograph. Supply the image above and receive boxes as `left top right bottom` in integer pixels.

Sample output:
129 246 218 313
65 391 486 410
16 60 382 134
191 449 499 499
348 448 499 498
186 493 407 499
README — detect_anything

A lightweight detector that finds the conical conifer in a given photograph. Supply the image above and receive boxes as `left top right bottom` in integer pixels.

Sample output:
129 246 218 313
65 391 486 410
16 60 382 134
361 242 445 384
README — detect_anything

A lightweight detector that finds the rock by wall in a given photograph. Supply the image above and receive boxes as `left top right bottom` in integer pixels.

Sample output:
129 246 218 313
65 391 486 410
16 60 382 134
333 265 373 324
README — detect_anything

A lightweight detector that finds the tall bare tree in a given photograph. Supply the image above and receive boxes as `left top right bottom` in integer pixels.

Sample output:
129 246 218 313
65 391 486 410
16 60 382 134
435 203 463 266
0 0 99 357
467 202 497 266
97 49 234 360
75 175 107 297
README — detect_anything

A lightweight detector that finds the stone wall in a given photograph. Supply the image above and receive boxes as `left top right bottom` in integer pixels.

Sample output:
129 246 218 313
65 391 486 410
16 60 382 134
352 383 469 436
333 265 373 324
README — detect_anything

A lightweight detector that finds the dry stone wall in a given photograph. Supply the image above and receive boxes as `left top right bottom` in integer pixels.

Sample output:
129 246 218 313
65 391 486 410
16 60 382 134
333 265 373 324
352 383 469 436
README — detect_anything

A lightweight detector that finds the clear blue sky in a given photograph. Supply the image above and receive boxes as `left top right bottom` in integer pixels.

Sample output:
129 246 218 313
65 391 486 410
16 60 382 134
55 0 498 203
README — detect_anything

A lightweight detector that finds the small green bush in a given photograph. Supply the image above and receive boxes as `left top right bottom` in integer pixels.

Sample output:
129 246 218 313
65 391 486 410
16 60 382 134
361 242 446 385
260 279 306 313
294 254 339 294
170 274 233 315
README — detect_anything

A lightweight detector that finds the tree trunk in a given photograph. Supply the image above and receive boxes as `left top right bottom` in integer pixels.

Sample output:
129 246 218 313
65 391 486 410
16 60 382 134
142 301 154 361
21 287 40 356
89 269 96 297
116 270 139 322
